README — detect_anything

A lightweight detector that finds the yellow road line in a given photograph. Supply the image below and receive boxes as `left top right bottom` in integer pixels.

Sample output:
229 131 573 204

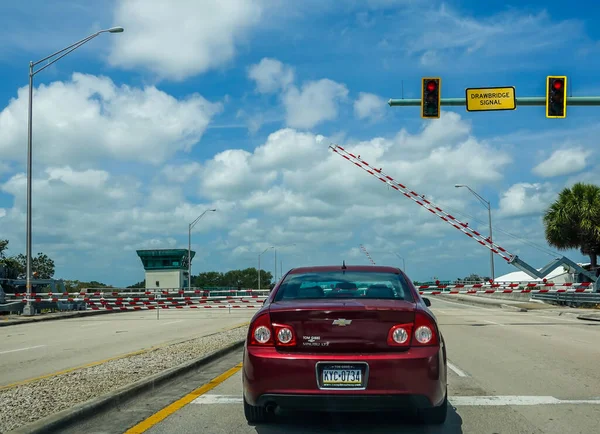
125 362 243 434
0 323 249 391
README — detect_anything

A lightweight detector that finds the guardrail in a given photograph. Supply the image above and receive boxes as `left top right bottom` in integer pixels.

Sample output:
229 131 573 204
532 292 600 307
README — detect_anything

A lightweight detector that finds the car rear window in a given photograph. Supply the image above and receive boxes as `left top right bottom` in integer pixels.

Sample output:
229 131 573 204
273 271 414 302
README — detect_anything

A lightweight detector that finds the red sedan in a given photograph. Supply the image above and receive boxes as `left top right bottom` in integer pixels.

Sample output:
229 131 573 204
242 265 447 425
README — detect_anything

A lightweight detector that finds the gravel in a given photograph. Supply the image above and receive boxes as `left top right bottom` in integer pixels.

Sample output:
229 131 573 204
0 326 247 433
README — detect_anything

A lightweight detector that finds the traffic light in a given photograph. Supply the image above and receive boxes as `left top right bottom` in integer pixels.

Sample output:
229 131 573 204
421 78 441 119
546 76 567 118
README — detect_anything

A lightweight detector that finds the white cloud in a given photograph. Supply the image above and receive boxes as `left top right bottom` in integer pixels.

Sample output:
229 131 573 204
248 58 295 93
0 208 6 219
109 0 264 80
161 162 203 183
498 183 556 217
532 147 592 178
190 114 512 251
283 79 349 129
383 4 589 70
0 73 222 166
0 166 234 279
354 92 387 121
200 149 278 200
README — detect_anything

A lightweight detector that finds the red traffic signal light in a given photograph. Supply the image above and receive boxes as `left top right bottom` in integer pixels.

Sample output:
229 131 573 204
546 76 567 118
421 77 441 119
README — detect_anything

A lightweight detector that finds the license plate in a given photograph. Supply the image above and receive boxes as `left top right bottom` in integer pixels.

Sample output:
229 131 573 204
322 369 361 385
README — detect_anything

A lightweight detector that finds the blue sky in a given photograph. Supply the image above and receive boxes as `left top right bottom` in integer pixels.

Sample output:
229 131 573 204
0 0 598 286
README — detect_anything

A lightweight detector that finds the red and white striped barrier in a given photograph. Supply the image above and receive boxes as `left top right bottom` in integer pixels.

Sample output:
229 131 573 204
419 282 593 295
87 304 264 311
13 289 270 297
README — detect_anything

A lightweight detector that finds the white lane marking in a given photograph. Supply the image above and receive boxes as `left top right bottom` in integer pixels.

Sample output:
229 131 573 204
483 319 505 327
432 298 493 310
161 320 184 326
452 396 600 406
447 361 469 377
193 395 242 404
0 345 46 355
192 394 600 406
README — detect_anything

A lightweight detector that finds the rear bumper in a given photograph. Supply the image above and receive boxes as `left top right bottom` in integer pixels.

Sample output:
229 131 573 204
243 344 447 411
256 393 431 412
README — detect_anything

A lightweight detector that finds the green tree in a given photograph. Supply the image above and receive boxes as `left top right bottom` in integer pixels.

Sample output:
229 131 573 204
64 280 112 292
127 280 146 288
12 253 56 279
544 182 600 269
0 239 8 258
0 240 20 279
192 268 273 289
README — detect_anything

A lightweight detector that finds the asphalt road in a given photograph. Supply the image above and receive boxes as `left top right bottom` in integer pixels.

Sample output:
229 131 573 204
65 298 600 434
0 309 256 386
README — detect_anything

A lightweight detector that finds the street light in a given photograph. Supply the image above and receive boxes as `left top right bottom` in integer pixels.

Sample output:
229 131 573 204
188 209 216 291
455 184 495 281
258 246 274 291
394 253 406 272
23 26 124 316
273 243 296 282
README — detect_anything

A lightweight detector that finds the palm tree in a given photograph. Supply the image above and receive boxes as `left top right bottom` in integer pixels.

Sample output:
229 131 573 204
543 183 600 269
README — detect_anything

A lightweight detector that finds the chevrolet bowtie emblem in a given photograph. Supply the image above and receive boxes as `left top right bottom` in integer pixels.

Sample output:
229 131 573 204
332 318 352 326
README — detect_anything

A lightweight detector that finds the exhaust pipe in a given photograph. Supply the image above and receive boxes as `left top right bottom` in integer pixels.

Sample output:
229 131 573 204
265 403 277 414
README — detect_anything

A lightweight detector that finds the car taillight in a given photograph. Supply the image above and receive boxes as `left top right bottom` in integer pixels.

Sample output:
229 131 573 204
387 324 412 347
273 323 296 346
249 312 274 346
248 313 296 347
411 310 439 346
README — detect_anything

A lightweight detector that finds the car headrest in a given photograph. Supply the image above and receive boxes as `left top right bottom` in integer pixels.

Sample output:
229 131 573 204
366 284 394 299
335 282 357 290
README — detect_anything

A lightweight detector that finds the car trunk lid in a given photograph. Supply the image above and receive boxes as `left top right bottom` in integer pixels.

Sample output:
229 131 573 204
269 299 416 352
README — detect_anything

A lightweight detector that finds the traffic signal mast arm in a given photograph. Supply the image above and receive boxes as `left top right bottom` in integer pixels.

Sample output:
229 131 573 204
388 96 600 107
330 145 597 283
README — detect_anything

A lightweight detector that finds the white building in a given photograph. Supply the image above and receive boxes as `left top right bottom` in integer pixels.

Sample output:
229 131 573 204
494 263 591 283
136 249 194 289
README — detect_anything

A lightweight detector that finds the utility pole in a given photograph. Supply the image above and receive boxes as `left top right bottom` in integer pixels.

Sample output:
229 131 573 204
455 185 494 281
188 209 216 291
258 246 273 290
23 26 124 316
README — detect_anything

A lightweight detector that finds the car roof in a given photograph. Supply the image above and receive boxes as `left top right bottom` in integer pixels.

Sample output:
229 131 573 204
287 265 402 274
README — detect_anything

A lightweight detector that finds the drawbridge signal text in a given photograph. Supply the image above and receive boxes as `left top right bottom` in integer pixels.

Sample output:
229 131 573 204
466 86 516 112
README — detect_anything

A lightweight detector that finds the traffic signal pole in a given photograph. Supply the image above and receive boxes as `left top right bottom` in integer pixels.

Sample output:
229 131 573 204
389 96 600 107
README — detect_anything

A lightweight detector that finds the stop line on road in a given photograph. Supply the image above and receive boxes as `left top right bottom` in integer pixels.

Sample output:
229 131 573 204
190 394 600 406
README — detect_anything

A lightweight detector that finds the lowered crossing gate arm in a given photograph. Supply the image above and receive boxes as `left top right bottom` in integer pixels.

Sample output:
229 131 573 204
330 144 597 288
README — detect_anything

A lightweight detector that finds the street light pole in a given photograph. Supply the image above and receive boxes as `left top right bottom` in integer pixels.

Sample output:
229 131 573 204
455 184 495 281
188 209 216 291
272 243 296 284
23 26 124 316
394 253 406 272
258 246 274 291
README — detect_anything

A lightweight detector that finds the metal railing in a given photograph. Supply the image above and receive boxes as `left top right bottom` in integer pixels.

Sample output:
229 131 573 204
532 292 600 307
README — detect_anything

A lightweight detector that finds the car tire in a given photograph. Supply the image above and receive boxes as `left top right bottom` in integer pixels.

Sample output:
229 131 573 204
418 392 448 425
243 396 268 424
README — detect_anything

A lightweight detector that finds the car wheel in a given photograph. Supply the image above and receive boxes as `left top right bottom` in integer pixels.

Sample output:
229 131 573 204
418 393 448 425
243 396 268 424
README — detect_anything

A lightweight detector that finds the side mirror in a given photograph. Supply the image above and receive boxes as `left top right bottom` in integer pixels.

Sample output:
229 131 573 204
423 297 431 307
